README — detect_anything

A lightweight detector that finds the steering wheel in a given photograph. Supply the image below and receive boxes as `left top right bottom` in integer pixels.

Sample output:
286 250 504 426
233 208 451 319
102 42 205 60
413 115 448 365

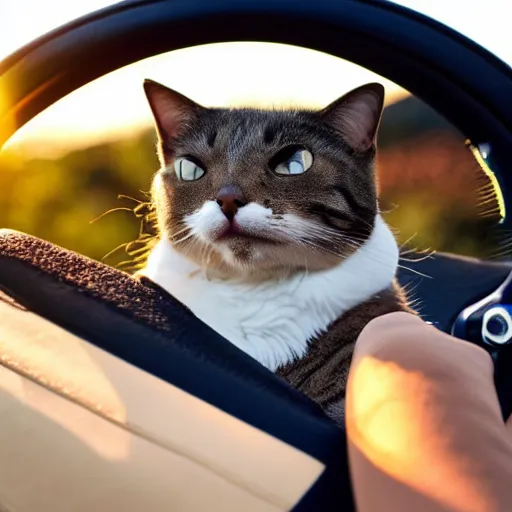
2 1 512 511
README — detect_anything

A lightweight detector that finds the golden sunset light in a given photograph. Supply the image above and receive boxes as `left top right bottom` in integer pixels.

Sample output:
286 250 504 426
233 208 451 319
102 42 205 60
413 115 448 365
2 0 510 157
3 5 512 510
2 43 409 157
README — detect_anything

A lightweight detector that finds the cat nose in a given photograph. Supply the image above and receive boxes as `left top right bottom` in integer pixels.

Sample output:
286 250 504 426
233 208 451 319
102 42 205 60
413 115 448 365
216 185 247 221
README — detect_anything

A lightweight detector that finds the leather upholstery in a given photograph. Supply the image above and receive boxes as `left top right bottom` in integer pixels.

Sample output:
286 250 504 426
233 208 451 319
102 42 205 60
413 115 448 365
0 230 352 511
0 296 324 512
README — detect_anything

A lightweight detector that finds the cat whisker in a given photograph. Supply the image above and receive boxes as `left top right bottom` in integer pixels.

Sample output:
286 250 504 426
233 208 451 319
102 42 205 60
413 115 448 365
279 222 364 246
90 207 135 225
306 227 411 260
397 232 419 250
301 232 363 251
171 224 194 238
274 223 367 256
200 243 214 271
118 194 147 204
396 264 432 279
172 233 196 245
399 249 436 263
297 239 353 261
171 226 197 246
298 238 411 282
297 231 410 271
290 223 370 246
100 241 130 261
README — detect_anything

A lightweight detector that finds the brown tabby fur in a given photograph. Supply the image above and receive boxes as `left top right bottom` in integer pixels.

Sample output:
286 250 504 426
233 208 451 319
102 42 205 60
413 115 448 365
144 79 413 427
277 281 412 425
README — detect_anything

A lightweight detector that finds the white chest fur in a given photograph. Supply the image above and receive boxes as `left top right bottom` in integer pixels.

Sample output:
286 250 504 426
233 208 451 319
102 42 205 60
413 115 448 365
141 215 398 370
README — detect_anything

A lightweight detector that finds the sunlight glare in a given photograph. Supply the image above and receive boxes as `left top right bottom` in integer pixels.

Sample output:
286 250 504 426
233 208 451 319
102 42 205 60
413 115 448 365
0 84 16 149
2 43 408 157
2 0 511 157
348 355 494 512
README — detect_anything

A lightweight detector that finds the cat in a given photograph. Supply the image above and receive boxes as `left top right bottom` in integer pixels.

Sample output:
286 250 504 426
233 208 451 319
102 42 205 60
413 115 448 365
139 78 412 427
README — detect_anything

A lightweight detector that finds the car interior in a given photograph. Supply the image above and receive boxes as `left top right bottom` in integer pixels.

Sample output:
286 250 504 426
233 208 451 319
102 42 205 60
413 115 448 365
1 1 512 511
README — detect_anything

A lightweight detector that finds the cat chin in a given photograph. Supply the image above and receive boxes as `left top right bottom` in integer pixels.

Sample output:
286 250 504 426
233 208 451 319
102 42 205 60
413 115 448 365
170 241 283 281
175 238 346 282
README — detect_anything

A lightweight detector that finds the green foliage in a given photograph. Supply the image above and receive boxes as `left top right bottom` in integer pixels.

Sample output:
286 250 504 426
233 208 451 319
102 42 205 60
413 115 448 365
0 129 159 267
0 125 503 270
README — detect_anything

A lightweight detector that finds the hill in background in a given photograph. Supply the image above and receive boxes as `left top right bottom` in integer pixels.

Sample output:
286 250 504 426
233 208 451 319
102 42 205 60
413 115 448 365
0 95 501 266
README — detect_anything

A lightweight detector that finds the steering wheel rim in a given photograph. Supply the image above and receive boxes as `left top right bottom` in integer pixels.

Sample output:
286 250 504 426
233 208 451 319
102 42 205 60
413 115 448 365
2 1 512 508
2 0 512 228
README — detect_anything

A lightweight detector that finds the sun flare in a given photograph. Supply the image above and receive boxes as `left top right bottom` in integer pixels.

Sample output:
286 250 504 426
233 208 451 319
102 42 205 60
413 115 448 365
1 0 511 158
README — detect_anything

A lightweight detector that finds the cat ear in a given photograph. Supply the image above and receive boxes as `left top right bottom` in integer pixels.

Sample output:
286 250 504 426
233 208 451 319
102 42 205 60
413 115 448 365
143 79 201 143
320 83 385 153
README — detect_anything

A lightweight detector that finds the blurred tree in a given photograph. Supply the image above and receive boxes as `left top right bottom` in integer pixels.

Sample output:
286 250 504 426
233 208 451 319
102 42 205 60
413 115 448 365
0 96 503 271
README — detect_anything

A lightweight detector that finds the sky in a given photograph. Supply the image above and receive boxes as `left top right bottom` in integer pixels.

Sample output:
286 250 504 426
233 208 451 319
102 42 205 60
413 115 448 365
1 0 511 156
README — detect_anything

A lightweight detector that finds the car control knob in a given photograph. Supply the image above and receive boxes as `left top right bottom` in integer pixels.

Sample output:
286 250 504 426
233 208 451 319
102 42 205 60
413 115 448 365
482 305 512 346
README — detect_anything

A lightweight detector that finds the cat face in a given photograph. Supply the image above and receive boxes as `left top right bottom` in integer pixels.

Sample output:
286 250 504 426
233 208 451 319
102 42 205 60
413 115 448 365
144 80 384 279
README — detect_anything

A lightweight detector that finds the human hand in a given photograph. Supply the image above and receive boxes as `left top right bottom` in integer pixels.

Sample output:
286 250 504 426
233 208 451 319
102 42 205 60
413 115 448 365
346 312 512 512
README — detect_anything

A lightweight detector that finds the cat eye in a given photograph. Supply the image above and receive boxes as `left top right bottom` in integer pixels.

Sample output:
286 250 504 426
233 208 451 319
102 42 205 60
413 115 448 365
273 148 313 176
174 157 205 181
